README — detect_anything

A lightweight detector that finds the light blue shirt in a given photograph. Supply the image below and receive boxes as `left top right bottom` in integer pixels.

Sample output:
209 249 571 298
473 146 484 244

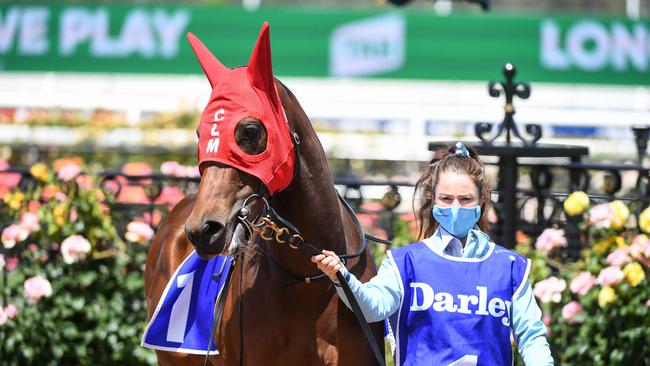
335 228 554 366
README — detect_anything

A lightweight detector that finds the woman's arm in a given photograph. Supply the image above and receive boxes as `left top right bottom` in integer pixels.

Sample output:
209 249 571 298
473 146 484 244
511 280 554 366
312 250 403 322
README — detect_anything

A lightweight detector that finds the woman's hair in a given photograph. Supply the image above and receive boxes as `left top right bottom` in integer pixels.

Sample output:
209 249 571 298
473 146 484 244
413 142 492 239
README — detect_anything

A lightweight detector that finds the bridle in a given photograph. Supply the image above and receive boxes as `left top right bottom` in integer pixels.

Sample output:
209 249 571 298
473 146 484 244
237 191 371 285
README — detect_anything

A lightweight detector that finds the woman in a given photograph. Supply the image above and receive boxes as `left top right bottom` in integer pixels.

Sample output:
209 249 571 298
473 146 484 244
312 142 553 365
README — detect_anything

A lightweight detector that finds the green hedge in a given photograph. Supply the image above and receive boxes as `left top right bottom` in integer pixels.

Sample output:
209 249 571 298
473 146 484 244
0 163 156 365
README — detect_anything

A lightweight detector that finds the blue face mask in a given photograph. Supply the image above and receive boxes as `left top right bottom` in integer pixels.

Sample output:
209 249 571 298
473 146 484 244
432 205 481 238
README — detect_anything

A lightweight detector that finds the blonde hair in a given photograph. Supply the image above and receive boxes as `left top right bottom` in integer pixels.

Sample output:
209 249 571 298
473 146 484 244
413 143 492 239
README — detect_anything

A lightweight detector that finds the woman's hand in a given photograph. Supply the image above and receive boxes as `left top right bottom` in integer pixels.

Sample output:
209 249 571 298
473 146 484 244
311 250 344 282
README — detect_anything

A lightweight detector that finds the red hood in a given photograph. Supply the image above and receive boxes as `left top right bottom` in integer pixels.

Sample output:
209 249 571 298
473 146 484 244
188 22 295 195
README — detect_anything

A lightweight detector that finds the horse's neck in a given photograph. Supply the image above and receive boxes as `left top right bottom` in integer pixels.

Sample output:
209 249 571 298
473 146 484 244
273 128 351 255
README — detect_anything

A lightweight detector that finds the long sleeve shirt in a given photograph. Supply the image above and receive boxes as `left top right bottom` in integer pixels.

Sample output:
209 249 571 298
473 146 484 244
334 228 554 366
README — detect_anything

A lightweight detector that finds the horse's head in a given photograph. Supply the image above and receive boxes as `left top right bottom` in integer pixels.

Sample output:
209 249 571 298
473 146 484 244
184 23 297 258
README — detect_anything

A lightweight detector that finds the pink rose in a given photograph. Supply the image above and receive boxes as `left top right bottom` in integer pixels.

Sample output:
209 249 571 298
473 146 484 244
561 301 583 324
0 160 21 198
60 235 92 264
55 192 67 202
628 243 644 261
0 308 6 326
28 200 41 213
606 248 631 267
570 271 596 296
533 277 567 303
646 299 650 307
75 175 95 190
1 224 29 249
41 185 58 201
4 304 17 319
629 237 650 264
632 234 649 246
5 256 18 271
23 275 53 303
57 163 81 182
19 212 40 233
142 211 162 227
588 203 616 229
534 228 567 255
69 208 78 223
597 266 625 286
125 221 155 244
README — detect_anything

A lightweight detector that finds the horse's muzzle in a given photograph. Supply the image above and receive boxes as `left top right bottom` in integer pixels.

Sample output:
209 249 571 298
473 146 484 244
184 217 245 258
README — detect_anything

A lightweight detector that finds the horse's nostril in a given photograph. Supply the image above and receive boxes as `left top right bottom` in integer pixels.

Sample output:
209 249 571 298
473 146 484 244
203 220 224 238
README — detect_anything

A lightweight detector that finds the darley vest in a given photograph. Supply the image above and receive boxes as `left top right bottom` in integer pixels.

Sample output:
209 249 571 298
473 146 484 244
389 239 530 366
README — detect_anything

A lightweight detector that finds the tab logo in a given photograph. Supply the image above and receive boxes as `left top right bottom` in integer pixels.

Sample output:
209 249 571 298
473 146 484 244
329 14 405 77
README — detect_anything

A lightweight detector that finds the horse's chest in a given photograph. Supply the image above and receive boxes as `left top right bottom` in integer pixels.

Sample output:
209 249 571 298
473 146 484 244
218 282 339 365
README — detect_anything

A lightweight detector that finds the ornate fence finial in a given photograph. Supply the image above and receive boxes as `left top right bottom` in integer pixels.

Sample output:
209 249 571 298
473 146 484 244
632 125 650 166
475 63 542 146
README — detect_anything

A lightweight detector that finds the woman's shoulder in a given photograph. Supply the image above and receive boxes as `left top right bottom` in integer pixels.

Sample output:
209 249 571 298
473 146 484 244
490 242 530 267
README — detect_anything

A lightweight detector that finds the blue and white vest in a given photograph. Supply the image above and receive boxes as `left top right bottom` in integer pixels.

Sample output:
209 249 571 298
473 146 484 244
142 252 233 355
389 240 530 366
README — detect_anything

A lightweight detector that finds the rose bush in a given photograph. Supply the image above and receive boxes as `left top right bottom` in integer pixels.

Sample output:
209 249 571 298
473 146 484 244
0 161 156 365
518 192 650 365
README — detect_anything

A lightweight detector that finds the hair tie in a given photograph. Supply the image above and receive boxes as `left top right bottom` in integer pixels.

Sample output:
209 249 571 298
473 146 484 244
454 142 470 158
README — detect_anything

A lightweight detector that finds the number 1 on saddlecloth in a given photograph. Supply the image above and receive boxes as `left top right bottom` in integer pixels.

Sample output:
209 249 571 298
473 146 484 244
166 271 195 343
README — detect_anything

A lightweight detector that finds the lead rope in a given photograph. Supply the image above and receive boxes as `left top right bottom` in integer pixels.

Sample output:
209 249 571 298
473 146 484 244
336 271 386 366
238 255 244 366
296 243 386 366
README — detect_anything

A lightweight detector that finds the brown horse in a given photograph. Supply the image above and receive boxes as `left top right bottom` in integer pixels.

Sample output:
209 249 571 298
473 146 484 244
144 23 384 366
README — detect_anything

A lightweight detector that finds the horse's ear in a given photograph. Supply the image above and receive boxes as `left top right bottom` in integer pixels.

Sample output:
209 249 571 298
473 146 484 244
247 22 280 107
187 32 228 88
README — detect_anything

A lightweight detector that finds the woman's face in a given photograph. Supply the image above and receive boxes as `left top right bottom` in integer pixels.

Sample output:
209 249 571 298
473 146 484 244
434 171 480 208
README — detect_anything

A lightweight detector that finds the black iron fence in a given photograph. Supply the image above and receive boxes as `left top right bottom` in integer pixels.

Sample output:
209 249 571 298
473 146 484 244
2 156 650 255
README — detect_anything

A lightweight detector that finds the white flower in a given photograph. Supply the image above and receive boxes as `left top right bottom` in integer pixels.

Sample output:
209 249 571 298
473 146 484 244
60 235 92 264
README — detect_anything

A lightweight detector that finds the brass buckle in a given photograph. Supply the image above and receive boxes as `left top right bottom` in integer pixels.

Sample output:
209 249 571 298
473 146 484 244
259 217 278 241
260 226 275 241
275 227 290 244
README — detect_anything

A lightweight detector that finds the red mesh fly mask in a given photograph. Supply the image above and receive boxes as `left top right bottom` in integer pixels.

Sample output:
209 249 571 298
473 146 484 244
187 22 295 195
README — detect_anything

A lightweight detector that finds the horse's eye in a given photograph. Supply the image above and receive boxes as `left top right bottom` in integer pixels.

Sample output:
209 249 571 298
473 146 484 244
243 125 260 140
235 119 267 155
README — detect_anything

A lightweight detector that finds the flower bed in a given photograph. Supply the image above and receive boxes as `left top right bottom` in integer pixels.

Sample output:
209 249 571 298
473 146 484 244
3 158 648 364
518 193 650 365
0 160 159 365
